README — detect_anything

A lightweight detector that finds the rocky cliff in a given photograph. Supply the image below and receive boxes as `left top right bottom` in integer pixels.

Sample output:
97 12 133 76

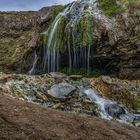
0 5 64 73
0 0 140 79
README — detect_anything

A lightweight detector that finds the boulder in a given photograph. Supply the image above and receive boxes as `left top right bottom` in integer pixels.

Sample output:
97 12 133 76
48 83 76 100
105 103 125 118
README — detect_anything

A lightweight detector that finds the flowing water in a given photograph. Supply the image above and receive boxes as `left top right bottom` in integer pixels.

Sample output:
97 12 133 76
28 51 38 75
84 88 139 125
43 0 95 73
71 80 140 125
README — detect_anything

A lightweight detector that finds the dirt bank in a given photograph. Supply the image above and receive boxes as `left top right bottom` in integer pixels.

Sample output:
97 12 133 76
0 94 140 140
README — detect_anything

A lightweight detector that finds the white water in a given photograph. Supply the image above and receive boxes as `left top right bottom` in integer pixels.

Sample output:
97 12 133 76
84 88 137 124
43 0 96 73
28 51 38 75
28 0 114 74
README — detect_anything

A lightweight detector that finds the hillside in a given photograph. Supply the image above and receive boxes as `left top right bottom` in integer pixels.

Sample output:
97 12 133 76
0 94 140 140
0 0 140 139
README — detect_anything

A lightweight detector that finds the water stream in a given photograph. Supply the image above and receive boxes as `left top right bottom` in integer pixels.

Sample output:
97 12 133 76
71 80 140 125
28 51 38 75
84 89 136 124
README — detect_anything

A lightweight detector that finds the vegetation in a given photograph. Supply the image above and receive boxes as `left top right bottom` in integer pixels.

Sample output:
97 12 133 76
107 90 140 110
98 0 140 17
133 98 140 110
0 40 15 71
98 0 123 17
59 67 106 77
49 6 64 22
79 14 93 47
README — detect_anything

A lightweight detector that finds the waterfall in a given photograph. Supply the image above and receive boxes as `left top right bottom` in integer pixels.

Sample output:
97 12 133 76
42 0 95 73
28 51 38 75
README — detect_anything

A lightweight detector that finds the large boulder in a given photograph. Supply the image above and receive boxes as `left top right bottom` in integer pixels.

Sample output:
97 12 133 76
48 83 76 100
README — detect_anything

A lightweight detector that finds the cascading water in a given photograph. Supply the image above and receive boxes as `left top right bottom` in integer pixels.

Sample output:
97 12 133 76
69 80 140 125
84 88 139 125
43 0 95 73
28 51 38 75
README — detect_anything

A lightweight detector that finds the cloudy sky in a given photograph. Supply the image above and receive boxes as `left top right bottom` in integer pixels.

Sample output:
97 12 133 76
0 0 75 11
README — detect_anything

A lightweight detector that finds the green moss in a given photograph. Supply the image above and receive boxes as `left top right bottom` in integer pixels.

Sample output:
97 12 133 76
128 36 139 44
79 14 93 47
126 0 140 9
49 6 64 22
0 40 16 71
133 98 140 110
98 0 140 17
55 16 66 52
59 67 106 77
98 0 123 17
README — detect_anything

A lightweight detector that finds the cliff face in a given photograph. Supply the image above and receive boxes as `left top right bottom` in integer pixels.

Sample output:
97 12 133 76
92 0 140 78
0 12 38 38
0 6 64 73
93 13 140 78
0 1 140 78
0 11 38 72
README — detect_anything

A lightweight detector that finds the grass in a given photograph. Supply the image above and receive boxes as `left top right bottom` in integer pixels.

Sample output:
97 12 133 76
98 0 140 17
59 67 106 77
0 40 16 71
133 98 140 110
107 90 140 110
49 6 64 22
98 0 123 17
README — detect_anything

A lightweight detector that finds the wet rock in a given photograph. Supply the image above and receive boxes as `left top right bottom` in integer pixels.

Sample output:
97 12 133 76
133 114 140 127
105 103 125 118
134 120 140 127
48 83 76 100
120 113 135 124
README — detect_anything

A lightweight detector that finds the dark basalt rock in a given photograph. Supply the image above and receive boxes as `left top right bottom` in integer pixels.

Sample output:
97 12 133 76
105 103 126 118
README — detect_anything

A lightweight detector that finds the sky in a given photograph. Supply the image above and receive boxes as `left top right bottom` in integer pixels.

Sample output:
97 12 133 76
0 0 75 11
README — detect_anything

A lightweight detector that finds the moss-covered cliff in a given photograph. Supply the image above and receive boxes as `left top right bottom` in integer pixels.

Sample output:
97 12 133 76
0 0 140 79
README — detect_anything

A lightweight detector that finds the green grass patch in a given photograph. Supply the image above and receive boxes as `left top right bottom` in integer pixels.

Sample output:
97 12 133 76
59 67 106 77
133 98 140 110
98 0 123 17
49 6 64 22
0 40 16 71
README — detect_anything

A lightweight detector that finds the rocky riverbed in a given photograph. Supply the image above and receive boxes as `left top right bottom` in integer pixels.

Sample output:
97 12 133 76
0 72 140 127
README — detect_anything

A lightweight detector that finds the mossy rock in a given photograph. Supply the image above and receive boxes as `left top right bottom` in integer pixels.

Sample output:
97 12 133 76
133 98 140 110
49 6 64 22
0 39 16 72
